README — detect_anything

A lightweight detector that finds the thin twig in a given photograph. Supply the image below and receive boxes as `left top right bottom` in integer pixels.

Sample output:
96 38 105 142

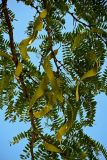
68 11 107 45
30 4 40 14
42 0 60 73
68 11 92 28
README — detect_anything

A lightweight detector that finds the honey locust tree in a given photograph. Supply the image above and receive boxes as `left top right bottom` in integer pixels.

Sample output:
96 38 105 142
0 0 107 159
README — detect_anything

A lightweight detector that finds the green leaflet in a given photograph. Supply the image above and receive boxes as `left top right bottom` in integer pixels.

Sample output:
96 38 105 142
0 74 10 93
44 141 62 153
72 33 85 50
29 76 47 109
15 62 23 78
34 92 56 118
80 152 88 159
0 50 12 60
88 52 97 62
91 28 105 35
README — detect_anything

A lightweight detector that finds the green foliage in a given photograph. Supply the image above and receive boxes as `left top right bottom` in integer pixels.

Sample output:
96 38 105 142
0 0 107 159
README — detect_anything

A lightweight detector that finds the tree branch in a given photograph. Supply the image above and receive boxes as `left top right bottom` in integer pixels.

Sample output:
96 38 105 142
2 1 36 159
29 109 36 160
2 0 18 65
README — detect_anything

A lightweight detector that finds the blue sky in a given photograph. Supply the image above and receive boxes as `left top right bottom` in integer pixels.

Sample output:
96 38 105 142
0 0 107 159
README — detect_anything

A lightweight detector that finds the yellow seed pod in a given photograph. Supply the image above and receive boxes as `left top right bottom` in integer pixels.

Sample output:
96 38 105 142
40 9 47 19
19 37 33 60
43 58 54 83
44 142 62 153
19 46 29 60
35 21 43 31
56 123 70 142
34 104 52 118
56 108 73 142
0 50 12 60
80 67 97 81
29 76 48 109
34 92 56 118
76 84 79 101
15 62 23 77
19 37 31 46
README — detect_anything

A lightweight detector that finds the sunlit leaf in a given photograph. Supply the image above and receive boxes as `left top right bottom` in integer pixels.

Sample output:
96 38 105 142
44 142 62 153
